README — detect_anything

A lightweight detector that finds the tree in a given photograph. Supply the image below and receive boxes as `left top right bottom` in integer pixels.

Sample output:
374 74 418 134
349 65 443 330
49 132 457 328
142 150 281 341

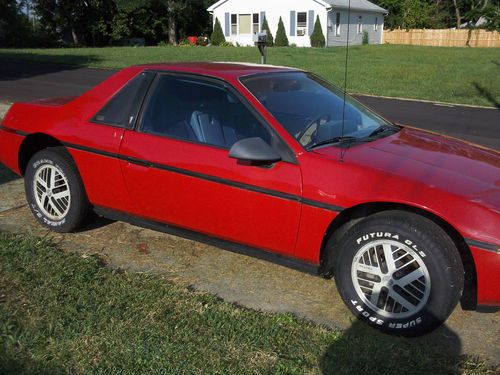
261 16 274 46
452 0 462 28
275 16 288 46
0 0 34 47
310 15 325 47
210 17 225 45
372 0 500 29
33 0 116 46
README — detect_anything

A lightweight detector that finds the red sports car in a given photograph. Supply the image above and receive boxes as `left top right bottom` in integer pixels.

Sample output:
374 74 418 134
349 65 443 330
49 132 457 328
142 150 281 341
0 63 498 336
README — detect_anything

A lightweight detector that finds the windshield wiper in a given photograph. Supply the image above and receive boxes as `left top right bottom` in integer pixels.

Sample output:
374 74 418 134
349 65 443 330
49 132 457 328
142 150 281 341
307 136 361 151
368 124 400 139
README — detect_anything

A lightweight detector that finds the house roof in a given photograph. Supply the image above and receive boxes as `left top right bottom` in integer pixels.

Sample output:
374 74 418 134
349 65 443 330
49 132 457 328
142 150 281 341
208 0 387 14
324 0 388 14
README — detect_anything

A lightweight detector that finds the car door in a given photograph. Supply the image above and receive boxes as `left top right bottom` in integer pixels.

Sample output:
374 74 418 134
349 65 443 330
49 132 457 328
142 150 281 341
119 73 302 256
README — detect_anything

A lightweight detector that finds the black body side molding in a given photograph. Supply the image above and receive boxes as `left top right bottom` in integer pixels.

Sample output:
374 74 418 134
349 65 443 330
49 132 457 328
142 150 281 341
93 206 320 276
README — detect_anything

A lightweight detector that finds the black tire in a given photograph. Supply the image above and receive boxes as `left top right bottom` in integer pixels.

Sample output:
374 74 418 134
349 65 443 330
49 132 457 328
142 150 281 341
332 211 463 336
25 147 89 233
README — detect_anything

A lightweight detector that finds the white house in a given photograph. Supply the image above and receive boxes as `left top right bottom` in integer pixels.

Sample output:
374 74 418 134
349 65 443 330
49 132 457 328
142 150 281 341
207 0 388 47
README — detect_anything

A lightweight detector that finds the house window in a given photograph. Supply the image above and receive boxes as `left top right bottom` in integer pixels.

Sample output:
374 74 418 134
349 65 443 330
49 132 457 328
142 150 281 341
335 12 341 36
253 13 260 33
239 14 251 34
297 12 307 36
357 16 363 34
374 17 378 31
231 14 237 35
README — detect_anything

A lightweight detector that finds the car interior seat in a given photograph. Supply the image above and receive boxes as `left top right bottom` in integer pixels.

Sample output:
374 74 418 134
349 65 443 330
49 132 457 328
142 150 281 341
189 111 238 148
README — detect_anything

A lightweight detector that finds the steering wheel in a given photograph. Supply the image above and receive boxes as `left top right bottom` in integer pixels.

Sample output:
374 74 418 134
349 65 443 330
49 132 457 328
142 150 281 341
297 113 331 146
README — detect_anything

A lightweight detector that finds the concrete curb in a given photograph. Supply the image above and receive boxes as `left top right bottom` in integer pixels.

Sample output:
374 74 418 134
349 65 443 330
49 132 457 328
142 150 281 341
352 93 497 110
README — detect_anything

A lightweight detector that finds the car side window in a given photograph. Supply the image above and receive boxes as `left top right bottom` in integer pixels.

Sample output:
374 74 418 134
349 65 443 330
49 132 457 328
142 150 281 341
92 71 154 129
140 75 272 149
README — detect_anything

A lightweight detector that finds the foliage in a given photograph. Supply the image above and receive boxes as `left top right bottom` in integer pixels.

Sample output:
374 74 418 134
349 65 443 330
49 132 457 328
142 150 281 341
261 16 274 46
275 16 289 47
197 35 209 46
373 0 500 30
362 30 369 45
310 15 326 47
0 0 41 47
210 17 225 46
4 0 498 48
32 0 117 46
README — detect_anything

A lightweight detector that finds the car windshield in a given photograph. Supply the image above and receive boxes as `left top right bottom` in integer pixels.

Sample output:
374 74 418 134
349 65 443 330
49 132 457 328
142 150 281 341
241 72 398 150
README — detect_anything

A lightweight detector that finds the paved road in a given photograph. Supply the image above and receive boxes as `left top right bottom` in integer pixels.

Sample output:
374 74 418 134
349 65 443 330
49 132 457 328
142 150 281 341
1 59 499 150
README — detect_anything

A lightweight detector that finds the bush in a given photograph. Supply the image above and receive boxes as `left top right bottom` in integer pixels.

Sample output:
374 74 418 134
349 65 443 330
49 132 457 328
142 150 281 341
211 18 226 46
310 15 326 47
362 30 369 45
261 17 274 46
219 41 234 47
198 36 209 46
275 17 289 47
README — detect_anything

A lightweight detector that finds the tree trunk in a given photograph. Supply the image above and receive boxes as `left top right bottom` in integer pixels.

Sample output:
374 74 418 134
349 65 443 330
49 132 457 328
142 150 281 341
452 0 461 28
168 15 177 45
71 26 79 45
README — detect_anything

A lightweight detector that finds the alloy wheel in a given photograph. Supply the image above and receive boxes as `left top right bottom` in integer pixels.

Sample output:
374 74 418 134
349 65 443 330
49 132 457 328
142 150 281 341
33 164 71 221
351 239 431 319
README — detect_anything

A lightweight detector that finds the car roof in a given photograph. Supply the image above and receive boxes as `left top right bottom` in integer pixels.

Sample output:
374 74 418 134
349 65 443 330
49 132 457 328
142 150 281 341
131 62 300 80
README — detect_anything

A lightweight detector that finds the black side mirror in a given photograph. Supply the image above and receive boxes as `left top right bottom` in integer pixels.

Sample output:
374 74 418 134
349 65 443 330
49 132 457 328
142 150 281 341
229 137 281 165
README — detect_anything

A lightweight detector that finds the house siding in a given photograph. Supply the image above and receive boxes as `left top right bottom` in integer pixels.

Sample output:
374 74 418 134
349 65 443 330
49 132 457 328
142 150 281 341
327 10 384 46
210 0 329 47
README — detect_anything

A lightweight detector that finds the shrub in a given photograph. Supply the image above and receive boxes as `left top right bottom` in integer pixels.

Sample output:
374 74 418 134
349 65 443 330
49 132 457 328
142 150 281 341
219 41 234 47
310 15 326 47
211 18 226 46
198 36 209 46
275 17 289 47
362 30 369 45
261 17 274 46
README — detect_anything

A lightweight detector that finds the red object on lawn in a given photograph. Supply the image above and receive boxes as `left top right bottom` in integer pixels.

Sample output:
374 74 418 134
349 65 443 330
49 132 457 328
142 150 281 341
187 36 198 45
0 62 498 336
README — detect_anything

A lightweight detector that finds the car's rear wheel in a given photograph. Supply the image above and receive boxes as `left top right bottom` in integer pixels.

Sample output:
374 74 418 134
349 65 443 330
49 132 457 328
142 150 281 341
25 148 89 233
333 211 464 336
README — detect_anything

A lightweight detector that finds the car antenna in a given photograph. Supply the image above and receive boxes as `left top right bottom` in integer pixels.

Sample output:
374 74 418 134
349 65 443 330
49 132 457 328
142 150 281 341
339 0 352 163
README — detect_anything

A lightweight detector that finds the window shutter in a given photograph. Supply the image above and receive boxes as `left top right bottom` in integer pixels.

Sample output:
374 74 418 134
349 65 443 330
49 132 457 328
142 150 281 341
260 11 265 28
290 11 296 36
308 10 314 35
224 12 230 36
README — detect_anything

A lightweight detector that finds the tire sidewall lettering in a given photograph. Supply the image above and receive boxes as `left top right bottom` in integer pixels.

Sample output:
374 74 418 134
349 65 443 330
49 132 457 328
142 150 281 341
355 231 426 258
347 229 431 330
350 299 423 329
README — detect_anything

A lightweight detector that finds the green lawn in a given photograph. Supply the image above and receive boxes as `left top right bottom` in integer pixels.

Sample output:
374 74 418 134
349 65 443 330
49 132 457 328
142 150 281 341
0 232 493 374
0 45 499 107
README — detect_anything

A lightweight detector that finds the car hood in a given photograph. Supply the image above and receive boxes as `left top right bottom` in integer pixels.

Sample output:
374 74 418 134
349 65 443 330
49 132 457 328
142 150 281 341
313 127 500 212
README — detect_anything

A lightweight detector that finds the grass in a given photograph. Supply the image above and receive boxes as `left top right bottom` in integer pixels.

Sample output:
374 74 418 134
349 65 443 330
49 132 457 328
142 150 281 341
0 232 495 374
0 45 499 107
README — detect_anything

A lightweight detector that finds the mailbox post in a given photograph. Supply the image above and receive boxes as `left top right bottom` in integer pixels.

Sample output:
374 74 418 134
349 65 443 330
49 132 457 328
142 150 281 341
253 31 268 64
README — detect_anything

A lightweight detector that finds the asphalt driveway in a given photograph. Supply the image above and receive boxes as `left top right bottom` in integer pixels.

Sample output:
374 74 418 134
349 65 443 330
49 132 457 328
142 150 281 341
0 59 499 150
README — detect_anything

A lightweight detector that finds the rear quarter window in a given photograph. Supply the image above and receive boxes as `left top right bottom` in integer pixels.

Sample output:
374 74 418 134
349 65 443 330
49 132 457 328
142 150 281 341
92 71 154 128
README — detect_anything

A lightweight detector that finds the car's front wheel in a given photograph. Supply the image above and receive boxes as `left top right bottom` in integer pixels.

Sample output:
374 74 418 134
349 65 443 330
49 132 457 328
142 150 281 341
25 148 89 233
333 211 464 336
